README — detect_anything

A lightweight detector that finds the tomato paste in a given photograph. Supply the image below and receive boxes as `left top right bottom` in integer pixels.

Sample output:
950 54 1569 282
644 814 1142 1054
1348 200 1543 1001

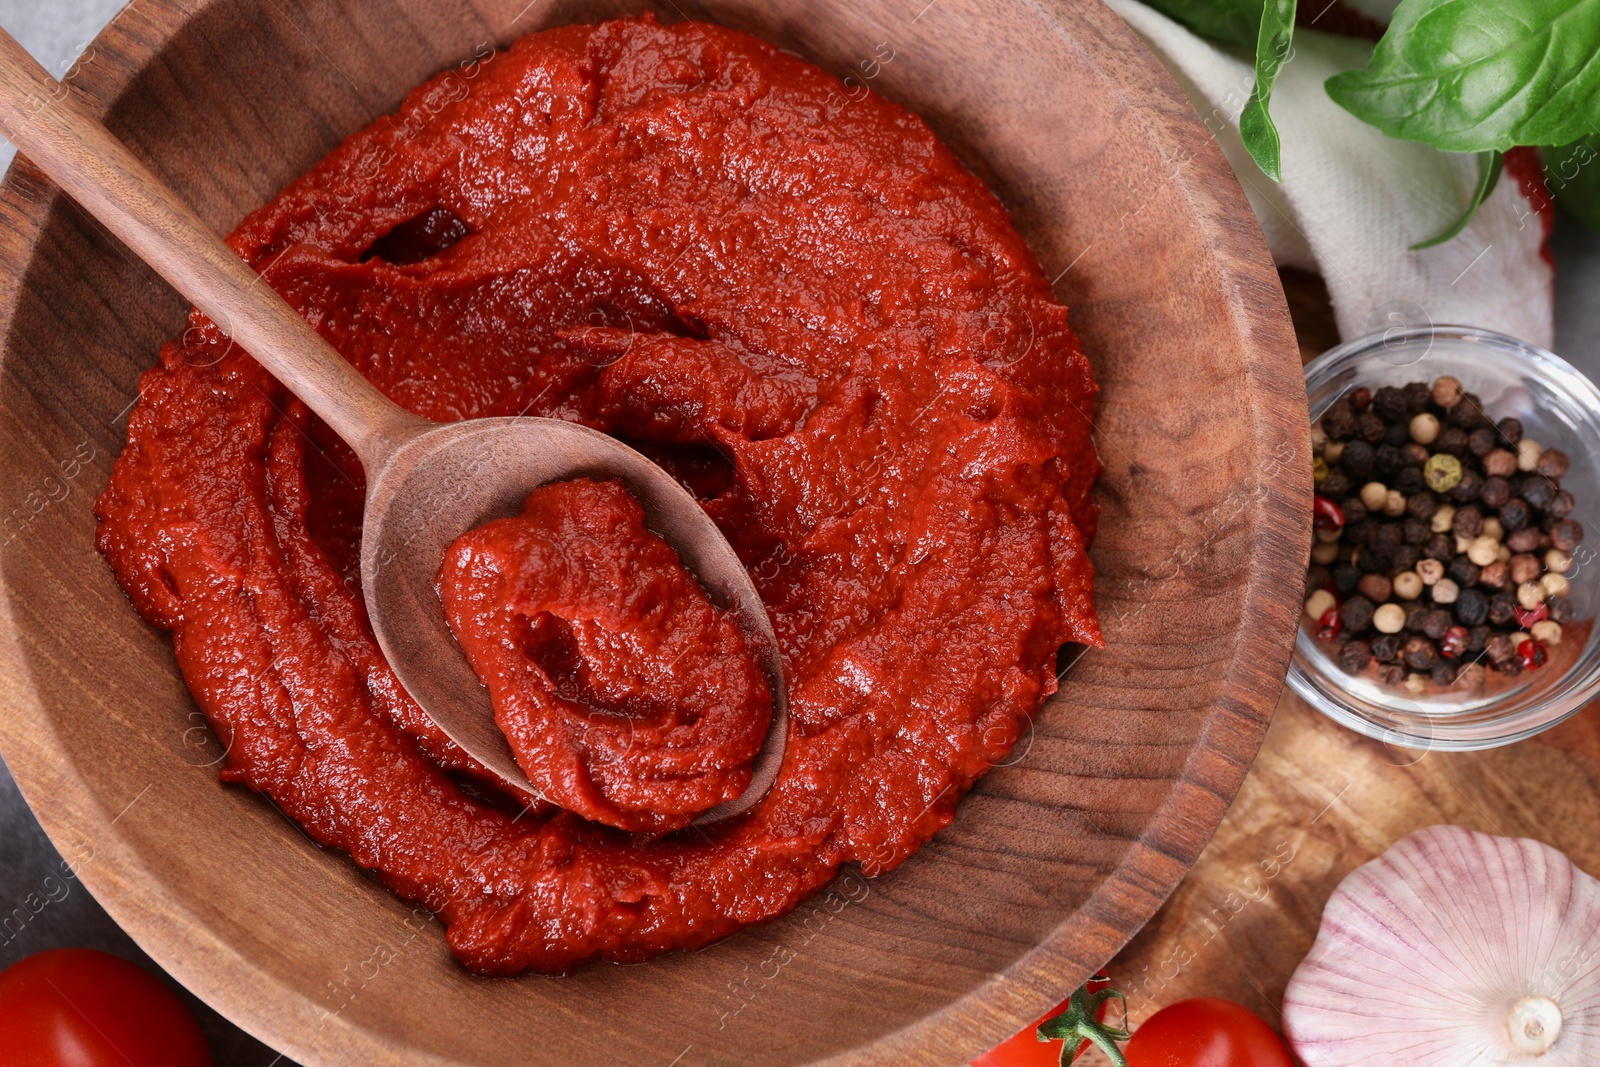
95 14 1100 974
437 478 772 834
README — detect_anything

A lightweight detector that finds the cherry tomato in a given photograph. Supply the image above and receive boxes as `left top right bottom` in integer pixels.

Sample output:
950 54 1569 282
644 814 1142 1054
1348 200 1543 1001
1125 998 1294 1067
973 975 1116 1067
0 948 212 1067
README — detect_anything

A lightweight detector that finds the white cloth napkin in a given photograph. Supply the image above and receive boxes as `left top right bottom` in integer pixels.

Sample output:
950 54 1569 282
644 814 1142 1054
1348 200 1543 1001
1108 0 1555 349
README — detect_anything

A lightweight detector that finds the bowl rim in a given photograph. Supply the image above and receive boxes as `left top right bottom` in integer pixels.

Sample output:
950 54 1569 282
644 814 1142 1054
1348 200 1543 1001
1291 323 1600 751
0 1 1309 1062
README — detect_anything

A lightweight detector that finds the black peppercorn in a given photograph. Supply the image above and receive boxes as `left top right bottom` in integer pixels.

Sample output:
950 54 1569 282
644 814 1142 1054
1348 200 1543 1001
1506 527 1543 554
1373 444 1403 476
1551 490 1575 519
1552 519 1584 552
1379 663 1408 686
1479 476 1511 509
1402 517 1430 545
1402 382 1432 414
1373 386 1406 422
1485 632 1514 662
1405 492 1437 521
1373 523 1404 556
1430 662 1457 686
1425 532 1454 561
1447 468 1484 502
1450 394 1485 427
1538 448 1571 479
1420 608 1454 641
1391 544 1422 573
1339 639 1373 673
1402 635 1438 670
1404 602 1431 632
1357 412 1386 443
1447 556 1480 588
1548 594 1575 623
1358 548 1390 573
1341 496 1369 524
1500 498 1531 532
1496 416 1523 444
1399 441 1429 467
1371 633 1402 662
1340 596 1375 633
1522 477 1555 511
1435 426 1469 456
1455 588 1489 626
1319 470 1352 500
1467 426 1497 457
1467 624 1491 653
1383 421 1411 447
1488 592 1518 626
1452 505 1483 539
1332 563 1360 596
1395 466 1426 495
1341 439 1375 477
1322 405 1356 440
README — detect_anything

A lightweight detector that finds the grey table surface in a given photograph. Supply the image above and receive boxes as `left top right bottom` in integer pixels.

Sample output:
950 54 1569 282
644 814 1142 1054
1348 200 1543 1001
0 1 1596 1065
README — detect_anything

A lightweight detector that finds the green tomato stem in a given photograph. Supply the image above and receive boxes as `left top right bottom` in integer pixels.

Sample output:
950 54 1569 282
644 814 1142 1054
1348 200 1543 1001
1035 979 1130 1067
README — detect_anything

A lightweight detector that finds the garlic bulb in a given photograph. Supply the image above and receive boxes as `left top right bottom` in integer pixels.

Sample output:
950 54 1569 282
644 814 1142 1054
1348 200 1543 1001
1282 825 1600 1065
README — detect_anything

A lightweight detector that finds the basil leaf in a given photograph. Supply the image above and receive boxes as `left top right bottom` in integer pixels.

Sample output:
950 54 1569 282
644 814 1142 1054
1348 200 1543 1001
1542 136 1600 229
1326 0 1600 152
1140 0 1264 45
1239 0 1298 181
1410 150 1503 249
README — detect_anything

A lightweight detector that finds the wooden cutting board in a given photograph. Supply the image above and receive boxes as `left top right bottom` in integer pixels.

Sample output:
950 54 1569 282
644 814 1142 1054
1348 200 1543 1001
1100 270 1600 1038
1104 693 1600 1032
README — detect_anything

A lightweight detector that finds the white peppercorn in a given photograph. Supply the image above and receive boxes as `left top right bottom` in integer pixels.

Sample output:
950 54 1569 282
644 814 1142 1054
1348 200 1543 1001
1516 581 1547 610
1517 438 1542 472
1373 603 1406 634
1466 535 1500 566
1306 589 1337 622
1392 571 1424 600
1431 578 1461 605
1410 413 1440 445
1531 619 1563 646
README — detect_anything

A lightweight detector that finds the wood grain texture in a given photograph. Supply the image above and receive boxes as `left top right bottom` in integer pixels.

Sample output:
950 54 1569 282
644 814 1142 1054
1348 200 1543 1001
0 1 1307 1064
1103 693 1600 1037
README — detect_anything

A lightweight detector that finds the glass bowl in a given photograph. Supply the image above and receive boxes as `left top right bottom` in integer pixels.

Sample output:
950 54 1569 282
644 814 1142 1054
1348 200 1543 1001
1289 326 1600 750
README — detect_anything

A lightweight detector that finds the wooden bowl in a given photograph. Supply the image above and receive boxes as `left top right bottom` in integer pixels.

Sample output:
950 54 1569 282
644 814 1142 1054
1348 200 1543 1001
0 0 1308 1063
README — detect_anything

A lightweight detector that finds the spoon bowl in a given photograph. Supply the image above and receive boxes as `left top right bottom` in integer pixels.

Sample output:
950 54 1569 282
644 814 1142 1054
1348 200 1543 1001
363 413 788 823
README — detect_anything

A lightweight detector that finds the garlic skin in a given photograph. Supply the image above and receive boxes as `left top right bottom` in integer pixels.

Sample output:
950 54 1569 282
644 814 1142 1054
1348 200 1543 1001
1282 825 1600 1065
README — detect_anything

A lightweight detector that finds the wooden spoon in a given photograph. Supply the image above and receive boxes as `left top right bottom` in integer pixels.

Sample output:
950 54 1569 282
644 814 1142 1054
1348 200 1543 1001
0 27 787 826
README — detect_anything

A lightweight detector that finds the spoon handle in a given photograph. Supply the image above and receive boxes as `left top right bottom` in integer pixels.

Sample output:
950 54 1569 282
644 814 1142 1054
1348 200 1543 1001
0 26 422 467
